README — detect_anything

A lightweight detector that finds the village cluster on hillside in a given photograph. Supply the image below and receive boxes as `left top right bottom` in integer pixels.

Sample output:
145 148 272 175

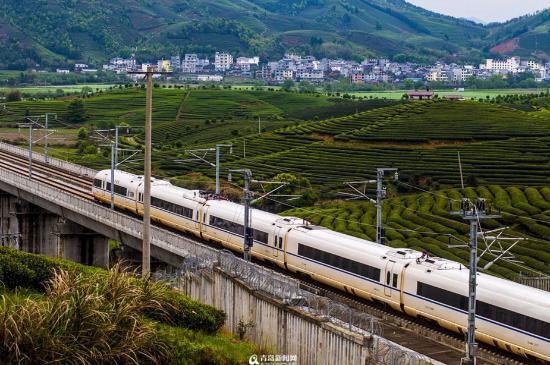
57 53 550 85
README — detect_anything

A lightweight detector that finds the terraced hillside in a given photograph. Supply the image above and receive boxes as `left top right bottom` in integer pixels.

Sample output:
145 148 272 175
3 91 550 276
0 88 398 146
283 186 550 279
165 100 550 191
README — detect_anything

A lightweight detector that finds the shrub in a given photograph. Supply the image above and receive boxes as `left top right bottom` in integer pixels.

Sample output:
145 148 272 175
149 289 226 334
0 247 225 333
6 90 22 102
0 246 98 290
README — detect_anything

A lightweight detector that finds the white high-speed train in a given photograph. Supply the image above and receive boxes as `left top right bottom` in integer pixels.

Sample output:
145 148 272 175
92 169 550 362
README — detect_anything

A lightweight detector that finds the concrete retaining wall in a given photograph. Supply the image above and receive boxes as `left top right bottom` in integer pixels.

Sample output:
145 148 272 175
176 268 439 365
178 269 372 364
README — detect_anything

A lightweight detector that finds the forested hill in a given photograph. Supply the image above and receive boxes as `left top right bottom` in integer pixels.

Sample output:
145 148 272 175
0 0 548 69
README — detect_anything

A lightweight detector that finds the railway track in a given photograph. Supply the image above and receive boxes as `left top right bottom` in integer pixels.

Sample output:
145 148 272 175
0 150 541 365
0 151 92 199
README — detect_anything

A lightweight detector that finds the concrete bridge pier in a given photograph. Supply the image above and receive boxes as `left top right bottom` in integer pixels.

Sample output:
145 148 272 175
0 194 109 268
0 192 19 246
15 199 61 257
54 220 109 268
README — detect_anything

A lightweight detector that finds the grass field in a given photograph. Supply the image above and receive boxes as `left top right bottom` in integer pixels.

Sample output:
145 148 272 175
350 88 547 100
0 84 115 94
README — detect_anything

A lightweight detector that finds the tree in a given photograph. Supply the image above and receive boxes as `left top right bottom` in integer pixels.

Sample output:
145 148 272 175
6 90 21 102
81 86 93 96
281 79 295 92
298 81 315 93
66 98 87 124
257 173 318 212
77 127 89 139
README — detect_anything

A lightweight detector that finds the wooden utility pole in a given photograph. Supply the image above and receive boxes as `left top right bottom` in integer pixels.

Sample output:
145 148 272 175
129 67 170 277
143 69 153 276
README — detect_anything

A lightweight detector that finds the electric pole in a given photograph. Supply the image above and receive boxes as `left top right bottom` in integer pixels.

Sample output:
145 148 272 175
229 169 253 260
17 122 34 178
128 67 171 277
215 144 233 194
43 113 57 163
177 144 232 195
339 167 398 245
95 125 134 210
143 69 153 277
44 113 49 163
375 168 398 245
21 113 57 165
452 198 500 365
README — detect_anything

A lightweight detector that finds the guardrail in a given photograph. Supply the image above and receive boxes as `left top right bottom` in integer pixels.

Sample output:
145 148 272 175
514 275 550 292
0 141 97 178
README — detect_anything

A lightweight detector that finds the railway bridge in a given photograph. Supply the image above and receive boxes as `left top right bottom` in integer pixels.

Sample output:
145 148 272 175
0 141 199 268
0 141 532 365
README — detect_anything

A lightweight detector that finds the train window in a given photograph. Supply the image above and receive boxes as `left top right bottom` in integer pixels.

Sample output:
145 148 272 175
392 273 398 288
417 282 468 311
279 237 283 249
477 300 549 339
210 215 245 236
297 243 380 281
151 196 193 218
106 182 111 191
253 230 268 244
418 282 550 339
93 179 102 188
114 184 127 196
386 272 391 286
274 236 277 246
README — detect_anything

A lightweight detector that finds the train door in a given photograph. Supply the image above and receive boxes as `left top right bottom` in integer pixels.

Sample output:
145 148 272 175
384 260 397 297
199 204 208 238
272 226 285 258
193 203 204 233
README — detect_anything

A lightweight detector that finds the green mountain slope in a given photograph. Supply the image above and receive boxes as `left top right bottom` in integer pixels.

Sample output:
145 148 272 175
487 9 550 60
0 0 547 69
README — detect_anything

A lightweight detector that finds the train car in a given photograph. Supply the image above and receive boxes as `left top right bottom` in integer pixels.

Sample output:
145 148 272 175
92 169 550 362
200 199 304 267
403 259 550 361
92 169 141 212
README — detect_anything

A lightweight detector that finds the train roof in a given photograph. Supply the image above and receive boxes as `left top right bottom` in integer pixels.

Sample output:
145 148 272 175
205 199 307 227
291 225 389 257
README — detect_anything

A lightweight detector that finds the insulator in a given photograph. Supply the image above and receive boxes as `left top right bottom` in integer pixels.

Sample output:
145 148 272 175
476 198 486 212
461 198 470 212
